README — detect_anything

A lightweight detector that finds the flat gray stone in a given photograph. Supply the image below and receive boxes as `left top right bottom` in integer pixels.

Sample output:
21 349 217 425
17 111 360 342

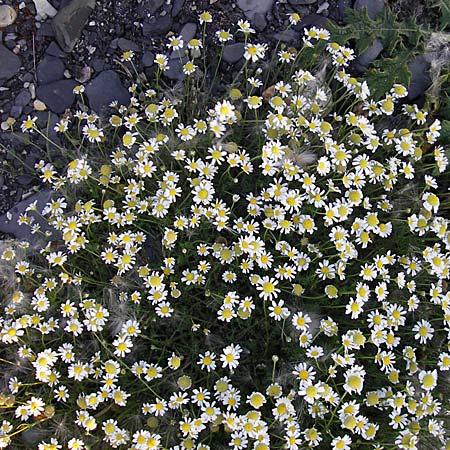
223 43 245 64
15 89 32 108
149 0 164 14
90 57 107 72
138 0 164 16
85 70 130 113
11 89 32 117
33 0 58 18
17 175 34 186
180 22 196 44
45 41 67 58
164 57 186 81
288 0 318 4
407 55 432 100
143 14 173 36
142 51 155 67
253 12 267 31
0 45 21 85
353 0 384 20
237 0 273 21
171 0 185 17
353 38 383 72
0 190 56 246
36 22 56 39
37 55 65 85
52 0 96 52
0 5 17 27
36 79 77 113
117 38 140 52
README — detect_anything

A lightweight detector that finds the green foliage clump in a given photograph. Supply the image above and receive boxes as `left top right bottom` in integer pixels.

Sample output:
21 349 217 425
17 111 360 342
0 10 450 450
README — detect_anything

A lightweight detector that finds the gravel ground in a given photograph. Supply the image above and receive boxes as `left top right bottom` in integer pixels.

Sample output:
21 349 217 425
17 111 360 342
0 0 436 240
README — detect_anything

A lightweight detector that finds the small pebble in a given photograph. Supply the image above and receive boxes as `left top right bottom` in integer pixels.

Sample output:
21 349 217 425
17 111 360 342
317 1 329 13
29 84 36 99
0 5 17 27
33 0 58 18
33 100 47 111
76 66 93 83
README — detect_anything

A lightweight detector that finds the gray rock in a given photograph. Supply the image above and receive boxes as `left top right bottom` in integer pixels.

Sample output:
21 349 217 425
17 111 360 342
223 43 245 64
15 89 32 108
0 190 56 246
33 0 58 18
288 0 318 4
45 41 67 57
164 57 186 81
4 32 17 41
0 89 11 101
89 57 107 72
179 22 197 44
0 45 21 85
0 5 17 27
52 0 96 52
74 65 92 83
139 0 164 16
37 55 65 85
11 89 32 117
17 175 34 186
143 14 173 36
171 0 185 17
10 105 23 118
353 0 384 20
147 0 164 14
36 79 77 113
237 0 273 21
21 73 34 83
117 38 140 52
353 38 383 72
142 51 155 67
317 1 329 14
4 39 17 51
36 22 56 39
253 12 267 31
85 70 130 113
407 55 432 100
59 0 75 7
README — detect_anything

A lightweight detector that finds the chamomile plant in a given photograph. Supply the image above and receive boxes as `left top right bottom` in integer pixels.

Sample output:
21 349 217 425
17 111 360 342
1 10 450 450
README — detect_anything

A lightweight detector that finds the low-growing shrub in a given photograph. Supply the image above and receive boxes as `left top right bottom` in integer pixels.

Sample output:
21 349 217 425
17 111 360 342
1 11 450 450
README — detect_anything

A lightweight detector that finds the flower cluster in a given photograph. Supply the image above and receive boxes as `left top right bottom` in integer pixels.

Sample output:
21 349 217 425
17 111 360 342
1 10 450 450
